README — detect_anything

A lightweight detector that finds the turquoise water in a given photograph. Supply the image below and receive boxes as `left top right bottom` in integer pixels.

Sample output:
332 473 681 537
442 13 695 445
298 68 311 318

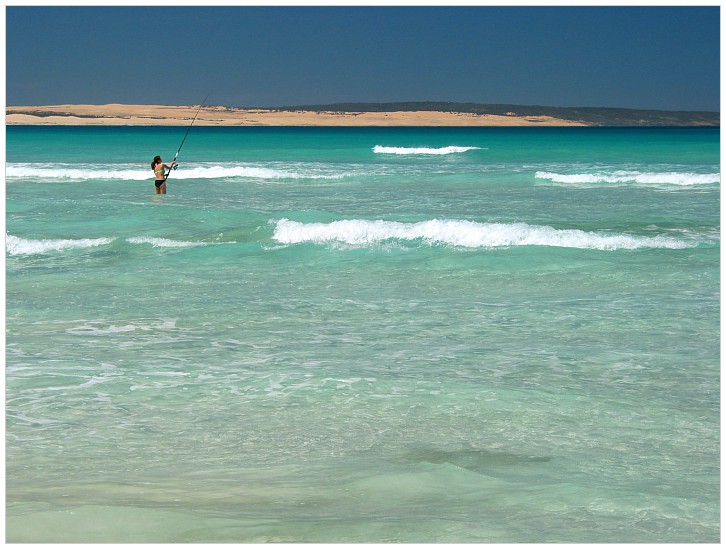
5 126 720 542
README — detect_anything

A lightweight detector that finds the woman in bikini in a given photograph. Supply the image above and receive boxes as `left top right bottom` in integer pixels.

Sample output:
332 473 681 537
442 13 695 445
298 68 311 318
151 156 177 194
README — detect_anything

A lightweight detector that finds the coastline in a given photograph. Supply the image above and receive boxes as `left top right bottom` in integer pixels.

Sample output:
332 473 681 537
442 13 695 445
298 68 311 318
6 104 588 127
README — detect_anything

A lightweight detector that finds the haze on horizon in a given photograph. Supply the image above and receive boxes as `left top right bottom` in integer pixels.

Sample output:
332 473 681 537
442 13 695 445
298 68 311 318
5 5 720 112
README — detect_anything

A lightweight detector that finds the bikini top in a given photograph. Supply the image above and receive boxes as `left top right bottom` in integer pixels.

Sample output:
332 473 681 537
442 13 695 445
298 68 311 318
154 164 165 178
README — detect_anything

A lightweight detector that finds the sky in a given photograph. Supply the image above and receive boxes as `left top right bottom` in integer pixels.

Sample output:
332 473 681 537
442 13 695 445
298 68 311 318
5 5 721 111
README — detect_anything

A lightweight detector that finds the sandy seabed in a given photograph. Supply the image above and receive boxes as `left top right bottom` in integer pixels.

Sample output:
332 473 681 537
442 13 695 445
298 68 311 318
6 104 587 127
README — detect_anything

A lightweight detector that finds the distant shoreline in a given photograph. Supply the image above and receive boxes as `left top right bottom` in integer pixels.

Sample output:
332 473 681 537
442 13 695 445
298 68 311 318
6 103 719 127
6 104 585 127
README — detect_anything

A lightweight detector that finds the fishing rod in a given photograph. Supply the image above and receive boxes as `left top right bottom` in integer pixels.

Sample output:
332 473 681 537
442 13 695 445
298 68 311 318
165 90 212 182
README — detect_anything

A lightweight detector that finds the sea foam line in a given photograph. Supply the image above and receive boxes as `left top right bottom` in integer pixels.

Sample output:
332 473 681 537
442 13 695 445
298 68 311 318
6 164 151 181
6 234 113 255
126 237 207 248
272 219 700 250
535 170 720 186
5 163 349 181
6 234 213 255
373 145 482 155
159 165 346 180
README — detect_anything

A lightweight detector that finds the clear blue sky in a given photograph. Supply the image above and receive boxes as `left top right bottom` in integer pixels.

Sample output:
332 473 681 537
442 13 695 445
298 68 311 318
6 5 720 111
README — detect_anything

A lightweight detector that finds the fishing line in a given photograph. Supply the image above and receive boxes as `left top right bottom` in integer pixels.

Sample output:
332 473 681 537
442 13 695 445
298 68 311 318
165 90 212 182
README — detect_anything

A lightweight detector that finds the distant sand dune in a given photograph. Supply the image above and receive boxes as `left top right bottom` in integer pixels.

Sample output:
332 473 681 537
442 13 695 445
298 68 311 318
6 104 588 127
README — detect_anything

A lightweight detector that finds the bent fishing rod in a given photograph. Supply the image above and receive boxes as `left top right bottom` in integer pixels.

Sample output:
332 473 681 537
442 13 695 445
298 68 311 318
165 91 212 182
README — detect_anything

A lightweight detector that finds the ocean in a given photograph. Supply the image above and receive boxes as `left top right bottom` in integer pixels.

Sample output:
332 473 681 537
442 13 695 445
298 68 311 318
5 125 720 542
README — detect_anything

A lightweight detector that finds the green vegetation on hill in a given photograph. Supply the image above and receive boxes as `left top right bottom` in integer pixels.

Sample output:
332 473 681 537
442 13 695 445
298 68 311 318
269 101 719 126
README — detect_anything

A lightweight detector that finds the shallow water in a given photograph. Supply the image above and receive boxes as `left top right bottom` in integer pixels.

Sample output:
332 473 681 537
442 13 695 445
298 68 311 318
6 126 720 542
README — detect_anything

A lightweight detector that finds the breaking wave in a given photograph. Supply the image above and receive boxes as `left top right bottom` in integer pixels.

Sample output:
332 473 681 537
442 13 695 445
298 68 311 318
7 235 212 255
271 218 703 251
535 170 720 187
5 162 350 181
8 218 713 257
6 164 150 181
373 145 482 155
6 234 113 255
126 237 208 248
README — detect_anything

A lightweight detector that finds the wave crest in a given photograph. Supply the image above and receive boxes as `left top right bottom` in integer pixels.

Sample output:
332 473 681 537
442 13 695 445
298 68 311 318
6 234 113 255
535 170 720 186
126 237 206 248
373 145 481 155
5 163 348 182
6 235 211 255
272 219 699 251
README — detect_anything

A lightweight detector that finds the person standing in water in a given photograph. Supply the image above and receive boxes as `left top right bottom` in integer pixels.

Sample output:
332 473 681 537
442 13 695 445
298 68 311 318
151 156 177 194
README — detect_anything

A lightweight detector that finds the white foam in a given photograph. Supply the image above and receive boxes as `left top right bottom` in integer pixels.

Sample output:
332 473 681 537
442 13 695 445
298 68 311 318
373 145 481 155
172 165 346 180
535 170 720 186
6 163 348 181
6 234 113 255
6 164 151 181
7 234 221 254
272 219 699 251
126 237 204 248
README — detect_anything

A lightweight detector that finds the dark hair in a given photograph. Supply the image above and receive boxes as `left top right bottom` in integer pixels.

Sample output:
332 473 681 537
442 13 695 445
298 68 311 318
151 155 161 169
